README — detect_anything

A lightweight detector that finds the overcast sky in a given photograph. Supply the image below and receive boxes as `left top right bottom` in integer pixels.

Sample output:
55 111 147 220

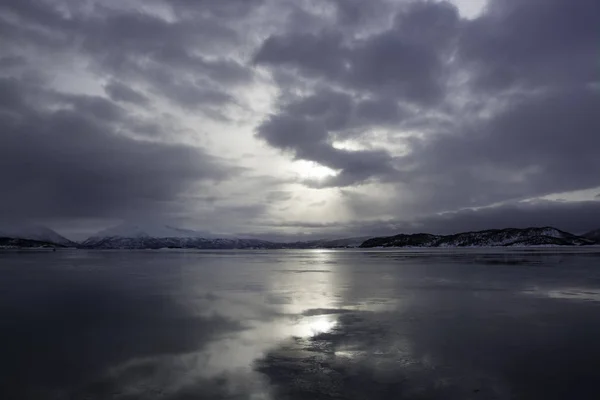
1 0 599 240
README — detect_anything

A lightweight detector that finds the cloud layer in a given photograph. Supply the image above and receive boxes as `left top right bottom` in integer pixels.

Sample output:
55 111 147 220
1 0 599 238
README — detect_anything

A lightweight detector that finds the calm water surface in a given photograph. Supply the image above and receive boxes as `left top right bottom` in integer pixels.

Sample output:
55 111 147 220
1 249 600 399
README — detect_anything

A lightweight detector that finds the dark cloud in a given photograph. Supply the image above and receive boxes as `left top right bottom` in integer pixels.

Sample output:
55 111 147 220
80 5 255 104
415 200 600 235
283 89 408 133
168 0 265 19
460 0 600 90
328 0 392 27
256 88 408 187
0 54 26 68
1 0 254 119
258 114 327 150
252 1 463 188
255 1 460 104
82 9 237 60
394 0 460 49
0 0 75 51
396 87 600 213
57 92 125 122
0 77 237 220
0 0 265 226
255 0 600 224
265 191 294 203
257 112 398 187
149 75 234 109
104 80 149 105
255 32 348 79
346 30 445 103
82 13 252 120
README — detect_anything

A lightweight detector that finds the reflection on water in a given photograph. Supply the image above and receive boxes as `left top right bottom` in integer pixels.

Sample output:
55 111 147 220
294 315 338 337
525 286 600 302
1 248 600 399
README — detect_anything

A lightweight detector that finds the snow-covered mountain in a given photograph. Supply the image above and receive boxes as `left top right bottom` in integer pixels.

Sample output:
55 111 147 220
0 223 73 246
360 227 596 248
81 223 279 249
94 223 210 239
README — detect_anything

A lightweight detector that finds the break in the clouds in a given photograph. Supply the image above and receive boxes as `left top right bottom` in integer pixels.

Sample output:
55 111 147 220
1 0 599 239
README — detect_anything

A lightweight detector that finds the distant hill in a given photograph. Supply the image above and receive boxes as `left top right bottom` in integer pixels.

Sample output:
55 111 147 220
0 237 65 249
360 227 596 248
0 223 74 247
583 229 600 243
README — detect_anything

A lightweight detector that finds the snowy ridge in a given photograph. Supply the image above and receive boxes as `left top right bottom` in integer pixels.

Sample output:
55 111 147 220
81 223 277 249
360 227 596 248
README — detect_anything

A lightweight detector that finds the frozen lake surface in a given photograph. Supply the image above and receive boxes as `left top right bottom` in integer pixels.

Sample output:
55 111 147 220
2 248 600 399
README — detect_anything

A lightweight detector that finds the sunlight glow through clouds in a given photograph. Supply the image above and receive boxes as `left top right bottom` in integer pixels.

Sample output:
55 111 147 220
292 160 338 180
331 140 366 152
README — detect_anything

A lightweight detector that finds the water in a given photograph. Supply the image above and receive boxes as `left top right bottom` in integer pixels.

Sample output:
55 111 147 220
1 249 600 399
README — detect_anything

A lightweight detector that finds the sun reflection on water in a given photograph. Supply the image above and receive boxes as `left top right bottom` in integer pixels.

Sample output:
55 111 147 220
294 315 338 337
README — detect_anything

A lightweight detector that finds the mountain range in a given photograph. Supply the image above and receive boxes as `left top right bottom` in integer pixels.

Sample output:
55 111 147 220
583 229 600 242
360 227 597 248
1 222 599 249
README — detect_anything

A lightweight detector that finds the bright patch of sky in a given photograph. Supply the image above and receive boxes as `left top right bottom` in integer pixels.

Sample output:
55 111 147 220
451 0 488 19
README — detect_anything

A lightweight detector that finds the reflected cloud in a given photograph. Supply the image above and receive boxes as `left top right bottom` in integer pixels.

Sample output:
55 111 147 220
73 352 273 400
293 315 338 337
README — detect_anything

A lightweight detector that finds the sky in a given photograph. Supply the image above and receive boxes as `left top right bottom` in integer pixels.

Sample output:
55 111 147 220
1 0 600 241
